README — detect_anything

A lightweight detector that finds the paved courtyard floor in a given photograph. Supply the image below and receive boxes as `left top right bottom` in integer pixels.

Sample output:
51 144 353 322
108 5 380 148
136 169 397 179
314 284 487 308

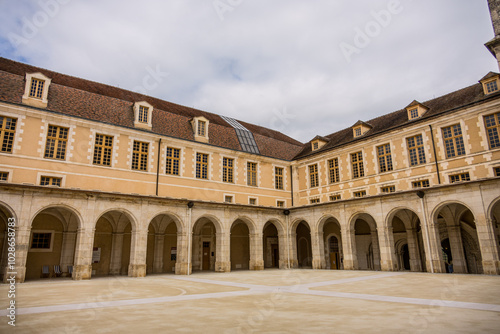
1 270 500 333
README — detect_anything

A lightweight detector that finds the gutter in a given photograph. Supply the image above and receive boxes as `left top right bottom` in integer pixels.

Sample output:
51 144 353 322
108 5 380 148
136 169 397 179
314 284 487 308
428 125 441 184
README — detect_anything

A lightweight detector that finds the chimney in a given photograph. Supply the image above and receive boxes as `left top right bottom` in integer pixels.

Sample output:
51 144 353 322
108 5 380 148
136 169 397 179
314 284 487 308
486 0 500 70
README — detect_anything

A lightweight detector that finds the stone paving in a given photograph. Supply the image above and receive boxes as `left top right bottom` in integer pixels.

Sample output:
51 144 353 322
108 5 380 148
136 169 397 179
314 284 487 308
1 270 500 333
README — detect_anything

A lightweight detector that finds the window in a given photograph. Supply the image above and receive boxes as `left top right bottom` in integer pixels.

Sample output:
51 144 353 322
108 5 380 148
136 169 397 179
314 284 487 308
247 162 257 186
29 78 45 99
44 125 68 160
0 172 8 181
223 157 234 183
381 185 395 193
31 232 52 249
138 105 149 123
0 116 17 153
328 158 340 183
275 167 284 190
198 120 206 137
353 190 366 198
196 153 209 179
486 80 499 94
276 200 285 208
310 198 320 204
313 142 319 150
354 127 362 137
166 147 181 175
330 194 341 201
484 112 500 149
309 164 319 188
495 167 500 177
442 124 465 158
449 172 470 183
40 176 62 187
409 108 419 119
93 134 113 166
132 141 149 171
407 134 426 166
224 195 233 203
377 144 393 173
412 180 430 188
249 198 257 205
351 152 364 178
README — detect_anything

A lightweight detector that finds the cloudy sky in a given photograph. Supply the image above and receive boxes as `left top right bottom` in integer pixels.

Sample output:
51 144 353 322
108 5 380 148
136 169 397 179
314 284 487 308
0 0 496 143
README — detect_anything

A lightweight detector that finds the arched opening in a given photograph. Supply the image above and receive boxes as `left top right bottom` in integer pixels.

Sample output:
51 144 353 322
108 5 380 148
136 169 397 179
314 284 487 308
192 217 217 271
296 221 312 268
230 220 250 270
92 210 133 277
389 209 426 272
26 207 79 280
435 203 482 274
321 217 343 270
263 222 279 268
490 199 500 260
146 214 179 275
353 217 380 270
0 204 11 281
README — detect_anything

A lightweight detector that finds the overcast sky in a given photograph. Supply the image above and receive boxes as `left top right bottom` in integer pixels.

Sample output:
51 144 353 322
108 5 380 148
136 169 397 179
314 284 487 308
0 0 497 143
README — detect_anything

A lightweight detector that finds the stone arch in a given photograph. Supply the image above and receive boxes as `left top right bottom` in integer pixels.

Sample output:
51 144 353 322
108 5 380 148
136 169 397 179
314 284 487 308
25 205 83 280
487 196 500 261
92 208 136 277
263 220 283 269
348 212 380 271
231 216 257 234
431 200 477 224
0 202 16 281
146 212 183 275
192 215 222 272
318 215 343 270
230 218 251 270
294 220 312 268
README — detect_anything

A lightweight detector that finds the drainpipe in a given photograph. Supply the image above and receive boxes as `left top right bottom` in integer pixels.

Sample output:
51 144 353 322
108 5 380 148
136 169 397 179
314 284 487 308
284 209 291 269
289 166 294 207
156 138 162 196
428 125 441 184
417 191 434 273
187 201 194 275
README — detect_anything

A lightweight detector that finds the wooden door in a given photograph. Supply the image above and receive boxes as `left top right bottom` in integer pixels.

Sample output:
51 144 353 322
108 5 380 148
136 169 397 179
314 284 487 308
330 252 338 270
202 242 210 271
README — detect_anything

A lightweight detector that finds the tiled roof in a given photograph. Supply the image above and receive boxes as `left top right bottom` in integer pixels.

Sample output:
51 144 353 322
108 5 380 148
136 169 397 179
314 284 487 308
294 80 498 160
0 57 302 160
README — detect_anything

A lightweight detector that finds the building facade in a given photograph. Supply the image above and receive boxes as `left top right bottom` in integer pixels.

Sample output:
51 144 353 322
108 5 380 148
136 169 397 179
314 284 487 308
1 1 500 283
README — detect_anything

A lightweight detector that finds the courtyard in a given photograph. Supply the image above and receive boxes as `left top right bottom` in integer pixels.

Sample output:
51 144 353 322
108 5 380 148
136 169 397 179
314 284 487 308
0 270 499 333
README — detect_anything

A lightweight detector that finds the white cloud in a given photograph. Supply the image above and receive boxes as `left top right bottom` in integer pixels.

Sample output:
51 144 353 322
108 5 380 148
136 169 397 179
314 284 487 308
0 0 497 142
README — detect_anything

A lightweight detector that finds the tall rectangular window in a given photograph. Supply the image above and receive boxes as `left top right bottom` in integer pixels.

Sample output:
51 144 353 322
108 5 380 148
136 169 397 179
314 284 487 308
442 124 465 158
166 147 181 175
407 134 426 166
223 157 234 183
138 106 149 123
196 153 208 179
29 78 45 99
247 162 257 186
377 144 393 173
198 121 206 137
328 158 339 183
309 164 319 188
93 134 113 166
484 112 500 149
0 116 17 153
351 152 364 178
275 167 284 190
44 125 68 160
132 141 149 171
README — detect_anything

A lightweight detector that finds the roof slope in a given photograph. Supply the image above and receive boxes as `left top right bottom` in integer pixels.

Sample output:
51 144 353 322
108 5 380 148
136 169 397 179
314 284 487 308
294 82 496 159
0 57 302 160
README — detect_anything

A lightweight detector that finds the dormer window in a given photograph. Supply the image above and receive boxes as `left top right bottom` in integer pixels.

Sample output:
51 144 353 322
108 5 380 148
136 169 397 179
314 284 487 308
198 120 206 136
192 116 209 143
480 72 500 95
310 136 328 151
405 101 429 121
22 72 51 108
351 121 372 138
133 101 153 130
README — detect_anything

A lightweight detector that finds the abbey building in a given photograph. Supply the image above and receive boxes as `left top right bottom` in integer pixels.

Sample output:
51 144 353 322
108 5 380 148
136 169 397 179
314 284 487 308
1 2 500 283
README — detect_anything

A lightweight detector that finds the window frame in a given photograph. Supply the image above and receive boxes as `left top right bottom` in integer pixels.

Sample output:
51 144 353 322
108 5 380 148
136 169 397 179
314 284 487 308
165 147 181 176
309 163 319 188
442 124 466 159
449 172 470 184
328 158 340 184
275 167 284 190
0 115 17 154
40 176 62 187
196 152 209 179
377 143 393 173
407 134 426 166
351 151 364 179
411 179 430 189
247 162 258 186
93 134 113 167
131 140 149 171
222 157 234 183
44 124 69 160
484 112 500 149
